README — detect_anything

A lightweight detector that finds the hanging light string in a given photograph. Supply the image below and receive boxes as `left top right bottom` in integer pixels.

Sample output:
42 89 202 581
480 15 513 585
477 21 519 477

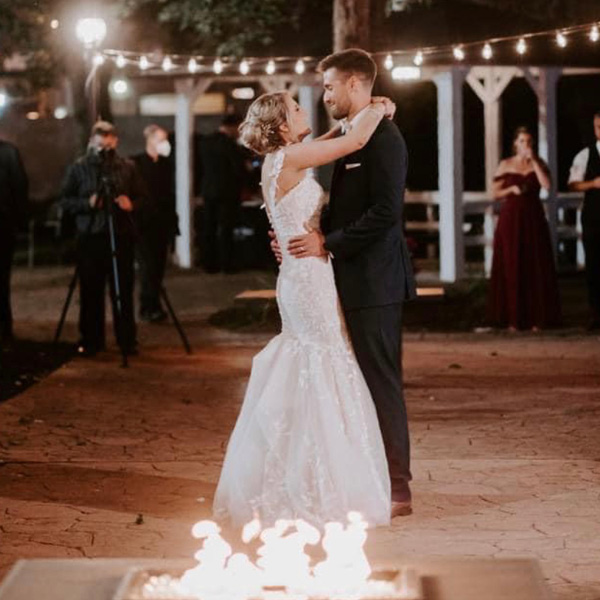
99 20 600 74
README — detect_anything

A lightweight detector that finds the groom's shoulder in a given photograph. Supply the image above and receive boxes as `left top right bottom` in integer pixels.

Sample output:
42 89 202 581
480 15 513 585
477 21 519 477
369 118 406 150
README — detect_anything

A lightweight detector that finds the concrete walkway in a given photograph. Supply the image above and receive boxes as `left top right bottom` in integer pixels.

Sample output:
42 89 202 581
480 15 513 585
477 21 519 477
1 268 599 600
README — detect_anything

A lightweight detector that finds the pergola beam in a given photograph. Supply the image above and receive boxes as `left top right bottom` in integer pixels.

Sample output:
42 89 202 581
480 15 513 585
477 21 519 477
174 77 212 269
434 67 467 283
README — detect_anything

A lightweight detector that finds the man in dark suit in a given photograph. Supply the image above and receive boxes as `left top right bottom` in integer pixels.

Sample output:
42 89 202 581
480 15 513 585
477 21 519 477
198 115 245 273
287 49 417 517
0 139 28 346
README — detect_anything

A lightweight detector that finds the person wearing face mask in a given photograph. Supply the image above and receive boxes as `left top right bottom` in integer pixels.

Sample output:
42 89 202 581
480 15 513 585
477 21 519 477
132 124 178 323
61 121 145 357
198 114 246 273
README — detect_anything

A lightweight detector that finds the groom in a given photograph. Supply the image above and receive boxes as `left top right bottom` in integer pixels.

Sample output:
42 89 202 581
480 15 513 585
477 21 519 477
286 49 417 517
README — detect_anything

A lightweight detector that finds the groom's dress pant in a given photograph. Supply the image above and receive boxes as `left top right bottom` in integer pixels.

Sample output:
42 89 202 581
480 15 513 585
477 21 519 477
344 303 411 501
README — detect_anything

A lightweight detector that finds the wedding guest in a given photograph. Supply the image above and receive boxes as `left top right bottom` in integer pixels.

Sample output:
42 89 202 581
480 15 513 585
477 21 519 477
0 139 28 346
132 125 178 323
488 126 562 331
568 110 600 330
198 115 245 273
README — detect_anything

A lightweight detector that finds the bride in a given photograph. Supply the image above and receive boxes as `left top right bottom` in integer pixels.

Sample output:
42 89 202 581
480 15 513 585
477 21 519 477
213 91 392 528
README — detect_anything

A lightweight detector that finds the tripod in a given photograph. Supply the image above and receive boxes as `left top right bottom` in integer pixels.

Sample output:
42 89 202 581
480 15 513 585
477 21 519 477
54 154 192 366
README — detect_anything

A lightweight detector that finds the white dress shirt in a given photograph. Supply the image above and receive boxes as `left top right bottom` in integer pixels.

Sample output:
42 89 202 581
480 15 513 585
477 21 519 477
568 140 600 184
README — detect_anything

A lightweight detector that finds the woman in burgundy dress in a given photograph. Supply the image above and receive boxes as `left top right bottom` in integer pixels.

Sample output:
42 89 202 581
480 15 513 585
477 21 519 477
488 127 562 331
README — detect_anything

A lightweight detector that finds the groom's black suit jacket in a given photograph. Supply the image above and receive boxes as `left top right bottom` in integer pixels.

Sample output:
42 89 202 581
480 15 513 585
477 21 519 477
320 118 417 310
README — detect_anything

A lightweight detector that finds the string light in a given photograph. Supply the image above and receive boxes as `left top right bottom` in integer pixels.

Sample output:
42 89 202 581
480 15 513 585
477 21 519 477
100 20 600 76
516 37 527 55
265 59 276 75
453 46 465 61
188 58 198 73
50 19 59 30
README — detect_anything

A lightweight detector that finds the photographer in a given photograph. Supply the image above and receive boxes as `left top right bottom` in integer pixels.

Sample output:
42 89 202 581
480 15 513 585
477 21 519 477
61 121 145 357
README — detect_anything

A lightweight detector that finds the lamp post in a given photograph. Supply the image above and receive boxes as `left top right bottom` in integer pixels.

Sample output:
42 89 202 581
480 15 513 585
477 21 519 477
75 17 107 123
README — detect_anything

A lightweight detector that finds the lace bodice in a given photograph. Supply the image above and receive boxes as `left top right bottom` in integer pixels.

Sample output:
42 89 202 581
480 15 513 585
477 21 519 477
262 149 326 257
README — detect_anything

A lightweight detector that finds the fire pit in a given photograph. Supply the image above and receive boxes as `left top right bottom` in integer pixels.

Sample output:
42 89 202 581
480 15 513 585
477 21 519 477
113 513 422 600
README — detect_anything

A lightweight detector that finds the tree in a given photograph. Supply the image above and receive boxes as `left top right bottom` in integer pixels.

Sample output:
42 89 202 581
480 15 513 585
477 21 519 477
333 0 371 51
0 0 61 88
116 0 306 56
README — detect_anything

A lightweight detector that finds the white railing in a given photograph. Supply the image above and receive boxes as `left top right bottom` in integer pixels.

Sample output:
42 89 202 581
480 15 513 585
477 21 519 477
404 190 584 276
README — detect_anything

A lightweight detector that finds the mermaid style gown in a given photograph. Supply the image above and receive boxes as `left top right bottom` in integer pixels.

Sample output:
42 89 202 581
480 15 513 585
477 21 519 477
213 148 391 528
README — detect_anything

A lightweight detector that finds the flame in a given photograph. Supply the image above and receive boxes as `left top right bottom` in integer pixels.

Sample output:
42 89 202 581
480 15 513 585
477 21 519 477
173 513 398 600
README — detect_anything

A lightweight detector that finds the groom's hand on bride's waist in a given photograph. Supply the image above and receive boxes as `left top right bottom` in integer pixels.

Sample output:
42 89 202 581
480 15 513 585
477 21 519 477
288 228 328 259
268 230 283 264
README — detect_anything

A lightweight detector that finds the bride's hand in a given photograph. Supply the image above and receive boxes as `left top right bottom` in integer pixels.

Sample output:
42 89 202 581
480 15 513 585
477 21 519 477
371 96 396 120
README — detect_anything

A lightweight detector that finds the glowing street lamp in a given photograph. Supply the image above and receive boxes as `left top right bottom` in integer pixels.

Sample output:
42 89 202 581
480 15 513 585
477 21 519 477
76 17 107 123
75 18 107 48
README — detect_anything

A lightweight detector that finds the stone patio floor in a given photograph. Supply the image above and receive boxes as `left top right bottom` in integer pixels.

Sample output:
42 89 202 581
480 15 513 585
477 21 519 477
1 267 599 600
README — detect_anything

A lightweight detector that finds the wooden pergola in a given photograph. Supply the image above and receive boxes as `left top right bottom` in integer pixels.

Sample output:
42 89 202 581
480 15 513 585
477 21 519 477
148 64 598 281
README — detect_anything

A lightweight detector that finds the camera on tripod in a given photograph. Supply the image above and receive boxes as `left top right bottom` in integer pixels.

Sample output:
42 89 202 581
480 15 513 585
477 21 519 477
96 148 119 209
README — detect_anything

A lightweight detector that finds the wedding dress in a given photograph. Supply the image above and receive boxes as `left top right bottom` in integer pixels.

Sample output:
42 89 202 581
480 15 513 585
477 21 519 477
213 148 391 528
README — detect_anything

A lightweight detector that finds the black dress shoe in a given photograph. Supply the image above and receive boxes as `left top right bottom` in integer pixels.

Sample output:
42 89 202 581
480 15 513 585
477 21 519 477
391 500 412 518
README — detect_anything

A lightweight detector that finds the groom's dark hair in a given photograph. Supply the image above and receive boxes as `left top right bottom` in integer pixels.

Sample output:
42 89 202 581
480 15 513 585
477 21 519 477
317 49 377 87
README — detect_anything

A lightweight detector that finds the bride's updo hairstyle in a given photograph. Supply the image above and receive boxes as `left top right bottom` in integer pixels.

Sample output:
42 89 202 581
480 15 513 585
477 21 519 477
239 92 290 155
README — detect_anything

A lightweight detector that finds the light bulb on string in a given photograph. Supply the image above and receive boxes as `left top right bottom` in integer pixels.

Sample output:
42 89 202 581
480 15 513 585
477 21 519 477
139 55 149 71
116 54 126 69
516 38 527 55
453 46 465 61
556 31 567 48
295 59 305 74
590 25 599 43
188 58 198 73
162 56 173 71
239 59 250 75
93 53 105 67
413 51 423 66
384 54 394 70
213 58 223 74
265 59 276 75
482 43 493 60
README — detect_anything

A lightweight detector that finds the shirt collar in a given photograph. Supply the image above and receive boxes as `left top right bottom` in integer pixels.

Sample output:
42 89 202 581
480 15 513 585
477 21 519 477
339 105 370 134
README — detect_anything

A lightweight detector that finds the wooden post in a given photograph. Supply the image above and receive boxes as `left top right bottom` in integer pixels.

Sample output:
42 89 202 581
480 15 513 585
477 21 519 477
434 68 466 283
537 67 561 260
173 78 212 269
298 84 321 142
466 67 516 277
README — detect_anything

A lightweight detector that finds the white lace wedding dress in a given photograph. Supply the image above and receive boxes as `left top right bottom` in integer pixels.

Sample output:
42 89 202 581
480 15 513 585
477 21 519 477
213 148 391 528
